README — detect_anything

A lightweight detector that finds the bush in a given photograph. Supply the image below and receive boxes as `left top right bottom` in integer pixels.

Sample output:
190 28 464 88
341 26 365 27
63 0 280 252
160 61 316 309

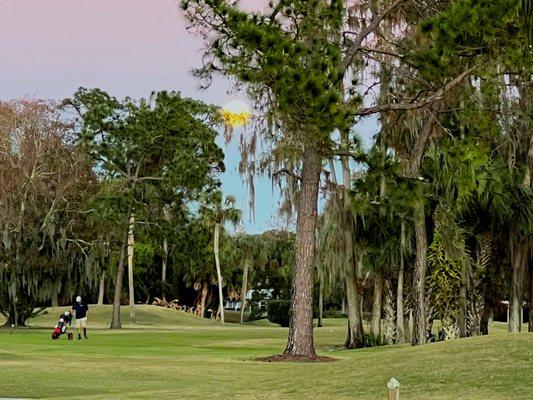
323 310 346 318
249 290 269 320
363 332 382 347
267 300 291 327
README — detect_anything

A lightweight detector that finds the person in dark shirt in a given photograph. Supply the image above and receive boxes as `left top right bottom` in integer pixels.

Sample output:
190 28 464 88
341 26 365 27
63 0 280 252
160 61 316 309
72 296 89 340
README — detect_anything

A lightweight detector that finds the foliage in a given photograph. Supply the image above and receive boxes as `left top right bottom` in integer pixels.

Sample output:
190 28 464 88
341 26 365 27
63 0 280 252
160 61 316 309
249 290 268 320
267 299 291 327
428 206 466 340
363 332 382 348
182 0 355 146
414 0 532 78
248 231 294 301
0 100 100 325
72 88 224 215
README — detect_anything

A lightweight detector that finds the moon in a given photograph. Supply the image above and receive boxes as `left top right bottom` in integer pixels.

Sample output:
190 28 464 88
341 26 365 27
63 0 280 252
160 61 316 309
220 100 251 127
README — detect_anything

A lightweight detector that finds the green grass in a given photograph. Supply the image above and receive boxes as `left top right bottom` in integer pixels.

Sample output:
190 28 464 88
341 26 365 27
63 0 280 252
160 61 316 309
0 305 531 399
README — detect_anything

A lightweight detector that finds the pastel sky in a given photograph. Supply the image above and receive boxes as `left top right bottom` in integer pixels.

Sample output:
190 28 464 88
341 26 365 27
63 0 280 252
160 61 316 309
0 0 376 233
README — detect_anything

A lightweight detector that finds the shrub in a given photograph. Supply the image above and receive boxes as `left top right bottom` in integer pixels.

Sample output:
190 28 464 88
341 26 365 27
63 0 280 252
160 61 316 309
363 332 382 347
249 290 269 320
323 310 346 318
267 300 291 327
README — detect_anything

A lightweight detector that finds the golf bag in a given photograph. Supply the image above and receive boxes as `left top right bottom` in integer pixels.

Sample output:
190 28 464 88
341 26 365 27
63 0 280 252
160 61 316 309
52 311 73 340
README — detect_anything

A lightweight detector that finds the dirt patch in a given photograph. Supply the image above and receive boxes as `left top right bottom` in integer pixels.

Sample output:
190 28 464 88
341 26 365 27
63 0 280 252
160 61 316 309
257 354 338 363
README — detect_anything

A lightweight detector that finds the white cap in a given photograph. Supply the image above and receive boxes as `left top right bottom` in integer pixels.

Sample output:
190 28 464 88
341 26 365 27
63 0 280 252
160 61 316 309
76 296 82 302
64 311 70 316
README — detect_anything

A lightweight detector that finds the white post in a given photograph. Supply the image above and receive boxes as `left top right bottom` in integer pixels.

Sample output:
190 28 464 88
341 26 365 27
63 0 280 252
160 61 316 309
387 378 400 400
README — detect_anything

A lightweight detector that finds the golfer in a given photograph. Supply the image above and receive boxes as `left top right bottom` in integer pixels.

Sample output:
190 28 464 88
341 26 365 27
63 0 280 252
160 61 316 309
72 295 89 340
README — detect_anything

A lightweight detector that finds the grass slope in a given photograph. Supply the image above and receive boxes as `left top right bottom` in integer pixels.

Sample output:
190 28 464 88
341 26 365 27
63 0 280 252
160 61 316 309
0 305 531 399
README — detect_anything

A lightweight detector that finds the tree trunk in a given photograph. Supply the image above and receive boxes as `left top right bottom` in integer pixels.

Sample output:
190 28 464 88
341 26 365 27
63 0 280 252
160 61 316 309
370 272 383 340
97 273 105 305
357 255 365 318
509 236 527 333
480 305 491 335
162 204 170 298
127 212 136 322
396 254 405 343
340 132 364 349
459 263 468 338
370 171 385 342
214 223 225 326
318 278 324 328
529 266 533 333
51 294 58 308
412 199 428 345
345 264 364 348
341 296 346 314
110 235 127 329
284 147 321 358
383 277 396 345
197 281 208 317
240 259 250 324
162 237 168 298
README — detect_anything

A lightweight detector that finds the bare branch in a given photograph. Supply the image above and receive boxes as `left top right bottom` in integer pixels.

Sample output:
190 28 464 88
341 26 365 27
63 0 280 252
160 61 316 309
340 0 407 73
359 46 402 58
352 67 475 116
135 176 165 183
273 168 301 181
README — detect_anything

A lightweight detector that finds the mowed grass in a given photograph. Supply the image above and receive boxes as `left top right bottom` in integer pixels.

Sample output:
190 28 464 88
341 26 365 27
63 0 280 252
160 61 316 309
0 306 531 400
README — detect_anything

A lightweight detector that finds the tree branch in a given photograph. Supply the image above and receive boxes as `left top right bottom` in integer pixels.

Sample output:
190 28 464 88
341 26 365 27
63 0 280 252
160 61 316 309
272 168 301 181
352 67 475 116
135 176 165 183
340 0 406 73
331 150 366 162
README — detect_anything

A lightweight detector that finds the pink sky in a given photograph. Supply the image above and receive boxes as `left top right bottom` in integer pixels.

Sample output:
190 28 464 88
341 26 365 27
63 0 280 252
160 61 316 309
0 0 281 233
0 0 375 232
0 0 263 103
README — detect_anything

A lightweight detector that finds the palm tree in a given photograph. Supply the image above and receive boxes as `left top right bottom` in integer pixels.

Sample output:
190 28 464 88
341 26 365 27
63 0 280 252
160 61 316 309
229 234 267 323
200 192 241 326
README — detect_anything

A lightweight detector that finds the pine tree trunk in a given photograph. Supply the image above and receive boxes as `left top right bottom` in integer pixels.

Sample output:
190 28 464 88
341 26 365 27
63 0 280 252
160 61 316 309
284 147 321 358
240 260 250 324
127 212 136 322
214 223 225 326
396 259 405 344
111 235 127 329
370 272 383 340
97 273 105 305
412 199 428 345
